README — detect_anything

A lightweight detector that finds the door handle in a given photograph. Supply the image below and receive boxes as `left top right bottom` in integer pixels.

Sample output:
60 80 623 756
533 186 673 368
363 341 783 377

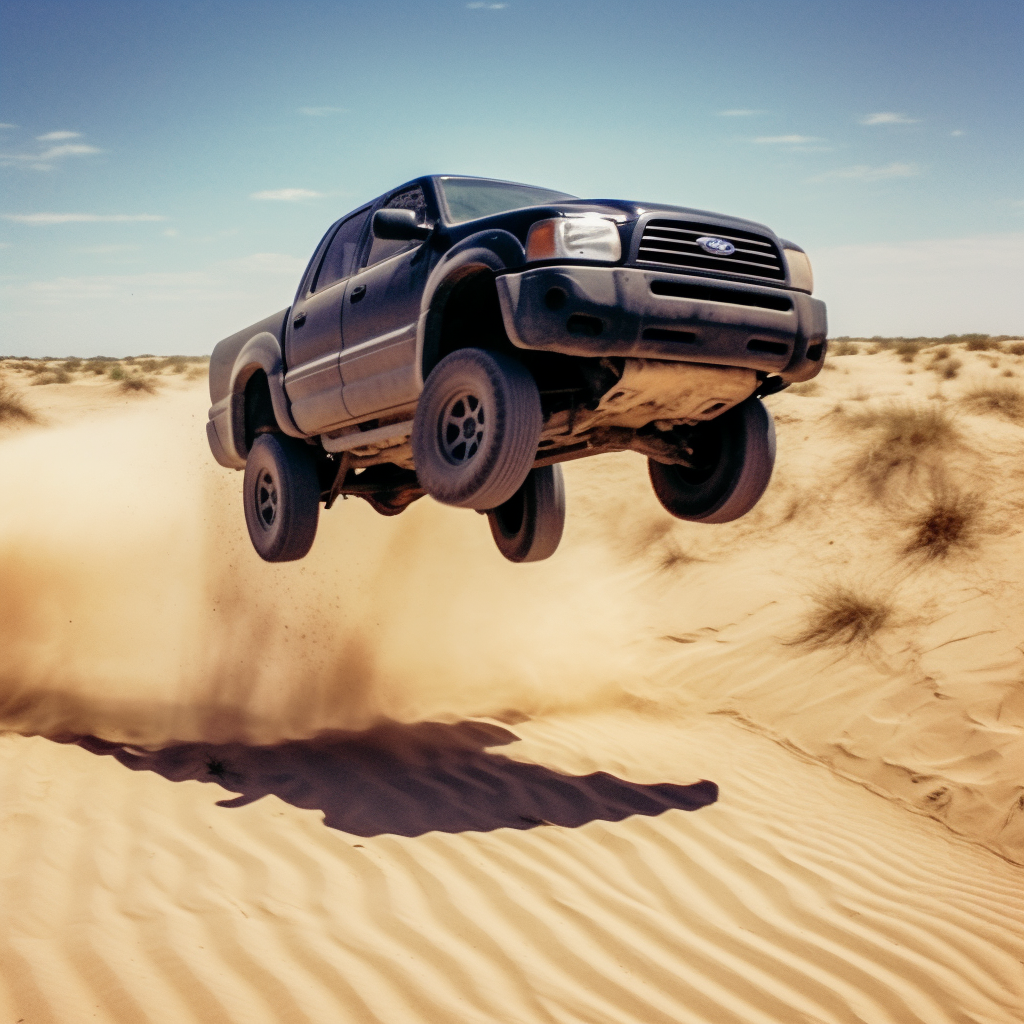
292 311 306 327
350 285 366 303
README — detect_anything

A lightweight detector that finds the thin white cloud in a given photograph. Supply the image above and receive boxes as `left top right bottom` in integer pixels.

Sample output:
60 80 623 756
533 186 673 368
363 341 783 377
298 106 344 117
810 162 920 182
859 112 920 125
2 213 167 225
250 188 323 202
752 135 822 145
0 123 18 129
467 2 507 7
0 135 102 170
36 131 82 141
950 130 965 137
718 109 764 117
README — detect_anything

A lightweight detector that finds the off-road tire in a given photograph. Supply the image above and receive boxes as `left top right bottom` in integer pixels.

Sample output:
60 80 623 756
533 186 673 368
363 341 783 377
648 397 776 524
243 433 320 561
412 348 542 509
487 465 566 563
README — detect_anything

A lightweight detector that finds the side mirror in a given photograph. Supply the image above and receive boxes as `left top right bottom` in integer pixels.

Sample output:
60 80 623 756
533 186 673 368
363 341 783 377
372 208 433 241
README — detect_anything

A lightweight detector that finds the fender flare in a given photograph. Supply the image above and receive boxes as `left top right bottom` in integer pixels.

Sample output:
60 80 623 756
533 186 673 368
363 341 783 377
416 229 526 386
228 333 306 458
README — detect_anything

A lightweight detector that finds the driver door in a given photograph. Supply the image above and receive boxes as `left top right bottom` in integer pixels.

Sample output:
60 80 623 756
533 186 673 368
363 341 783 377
284 206 371 434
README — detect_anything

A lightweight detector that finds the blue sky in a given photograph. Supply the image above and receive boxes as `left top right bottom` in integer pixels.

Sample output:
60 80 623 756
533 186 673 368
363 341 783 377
1 0 1021 355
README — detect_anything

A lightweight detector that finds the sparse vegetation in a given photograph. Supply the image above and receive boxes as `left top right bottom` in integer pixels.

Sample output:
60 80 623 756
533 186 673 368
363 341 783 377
61 357 82 373
895 340 924 362
832 333 1018 350
961 382 1024 422
842 403 960 495
1008 342 1024 356
830 341 859 356
31 368 72 386
904 488 982 560
119 375 157 394
0 377 36 423
963 334 1002 352
789 381 821 397
790 584 892 648
108 364 126 381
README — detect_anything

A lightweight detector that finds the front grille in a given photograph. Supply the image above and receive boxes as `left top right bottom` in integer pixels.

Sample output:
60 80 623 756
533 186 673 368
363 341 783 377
637 219 785 281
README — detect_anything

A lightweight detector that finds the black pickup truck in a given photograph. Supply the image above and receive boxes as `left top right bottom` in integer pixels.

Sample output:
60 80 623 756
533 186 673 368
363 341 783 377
207 175 826 563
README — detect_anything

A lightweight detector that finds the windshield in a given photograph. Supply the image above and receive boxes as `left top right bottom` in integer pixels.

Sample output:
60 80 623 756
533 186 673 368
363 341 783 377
438 177 576 225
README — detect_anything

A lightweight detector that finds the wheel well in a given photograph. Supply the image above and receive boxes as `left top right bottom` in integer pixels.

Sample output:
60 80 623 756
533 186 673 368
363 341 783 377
425 269 516 378
243 369 278 450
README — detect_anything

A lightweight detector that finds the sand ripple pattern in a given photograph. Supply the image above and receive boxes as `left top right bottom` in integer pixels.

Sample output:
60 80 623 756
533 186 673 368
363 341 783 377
1 716 1022 1024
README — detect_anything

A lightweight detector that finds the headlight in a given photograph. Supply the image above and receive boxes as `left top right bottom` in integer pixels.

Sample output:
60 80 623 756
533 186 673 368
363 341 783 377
784 248 814 294
526 216 622 263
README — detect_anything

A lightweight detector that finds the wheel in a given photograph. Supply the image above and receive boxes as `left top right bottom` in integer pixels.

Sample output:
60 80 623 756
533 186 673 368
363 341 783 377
648 397 776 523
243 433 320 561
487 465 566 563
412 348 543 509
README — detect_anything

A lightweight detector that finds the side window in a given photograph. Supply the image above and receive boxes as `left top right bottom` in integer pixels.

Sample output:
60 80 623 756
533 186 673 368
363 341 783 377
365 186 428 268
312 207 371 292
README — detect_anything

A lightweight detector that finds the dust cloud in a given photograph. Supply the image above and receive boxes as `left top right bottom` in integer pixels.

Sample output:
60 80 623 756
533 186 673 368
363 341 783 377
0 390 661 747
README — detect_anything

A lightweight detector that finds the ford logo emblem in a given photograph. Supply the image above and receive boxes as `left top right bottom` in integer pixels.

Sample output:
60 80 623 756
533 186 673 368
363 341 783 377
696 235 736 256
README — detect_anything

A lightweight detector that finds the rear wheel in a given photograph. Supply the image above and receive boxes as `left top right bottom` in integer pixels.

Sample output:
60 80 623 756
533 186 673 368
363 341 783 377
648 397 776 523
243 433 320 561
412 348 542 509
487 465 566 563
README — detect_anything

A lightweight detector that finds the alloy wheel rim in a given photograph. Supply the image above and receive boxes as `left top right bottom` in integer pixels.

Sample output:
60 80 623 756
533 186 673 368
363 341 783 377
440 391 485 464
256 469 278 528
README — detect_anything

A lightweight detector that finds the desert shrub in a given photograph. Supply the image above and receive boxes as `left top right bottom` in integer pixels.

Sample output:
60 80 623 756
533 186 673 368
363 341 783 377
161 356 188 374
119 375 157 394
963 334 1001 352
138 358 159 373
0 377 36 423
930 347 950 361
31 369 71 386
904 488 982 560
61 357 82 373
790 381 821 397
1007 342 1024 356
934 357 962 380
845 403 959 494
185 365 207 381
961 383 1024 422
830 341 859 356
108 364 126 381
790 585 892 648
895 340 924 362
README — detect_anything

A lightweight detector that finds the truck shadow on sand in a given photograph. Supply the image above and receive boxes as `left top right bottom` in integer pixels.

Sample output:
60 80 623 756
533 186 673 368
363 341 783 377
76 719 717 837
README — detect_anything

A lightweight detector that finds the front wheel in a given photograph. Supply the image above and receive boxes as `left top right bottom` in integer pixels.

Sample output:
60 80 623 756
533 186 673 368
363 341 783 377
243 433 320 561
648 397 776 523
487 465 566 563
412 348 542 510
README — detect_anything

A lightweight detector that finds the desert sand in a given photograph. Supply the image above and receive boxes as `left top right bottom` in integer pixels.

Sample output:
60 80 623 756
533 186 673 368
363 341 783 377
1 345 1022 1023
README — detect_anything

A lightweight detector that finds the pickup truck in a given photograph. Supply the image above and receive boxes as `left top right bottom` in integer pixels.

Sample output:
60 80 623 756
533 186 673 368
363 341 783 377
207 175 826 563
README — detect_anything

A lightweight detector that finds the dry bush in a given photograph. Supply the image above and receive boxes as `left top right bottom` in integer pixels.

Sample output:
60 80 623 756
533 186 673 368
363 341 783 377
1007 342 1024 356
186 365 207 381
830 341 859 356
119 375 157 394
790 585 892 649
844 403 959 495
895 340 923 362
61 357 82 373
31 368 71 386
108 364 126 381
0 377 36 423
789 381 821 396
930 356 962 380
931 347 950 361
963 334 1001 352
904 488 982 560
961 382 1024 422
138 358 160 373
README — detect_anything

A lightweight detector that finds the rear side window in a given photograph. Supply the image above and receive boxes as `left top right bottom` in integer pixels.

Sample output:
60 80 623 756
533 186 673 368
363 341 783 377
312 207 371 292
365 186 428 267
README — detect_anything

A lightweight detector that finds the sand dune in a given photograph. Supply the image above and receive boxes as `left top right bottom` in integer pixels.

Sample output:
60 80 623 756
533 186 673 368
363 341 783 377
1 346 1023 1022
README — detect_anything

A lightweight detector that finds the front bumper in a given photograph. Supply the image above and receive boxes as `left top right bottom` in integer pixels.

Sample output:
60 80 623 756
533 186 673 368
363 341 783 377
495 264 827 382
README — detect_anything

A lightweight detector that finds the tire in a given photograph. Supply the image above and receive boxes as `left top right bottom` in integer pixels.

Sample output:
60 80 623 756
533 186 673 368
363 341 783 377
412 348 543 509
648 397 776 524
243 433 320 562
487 465 566 563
